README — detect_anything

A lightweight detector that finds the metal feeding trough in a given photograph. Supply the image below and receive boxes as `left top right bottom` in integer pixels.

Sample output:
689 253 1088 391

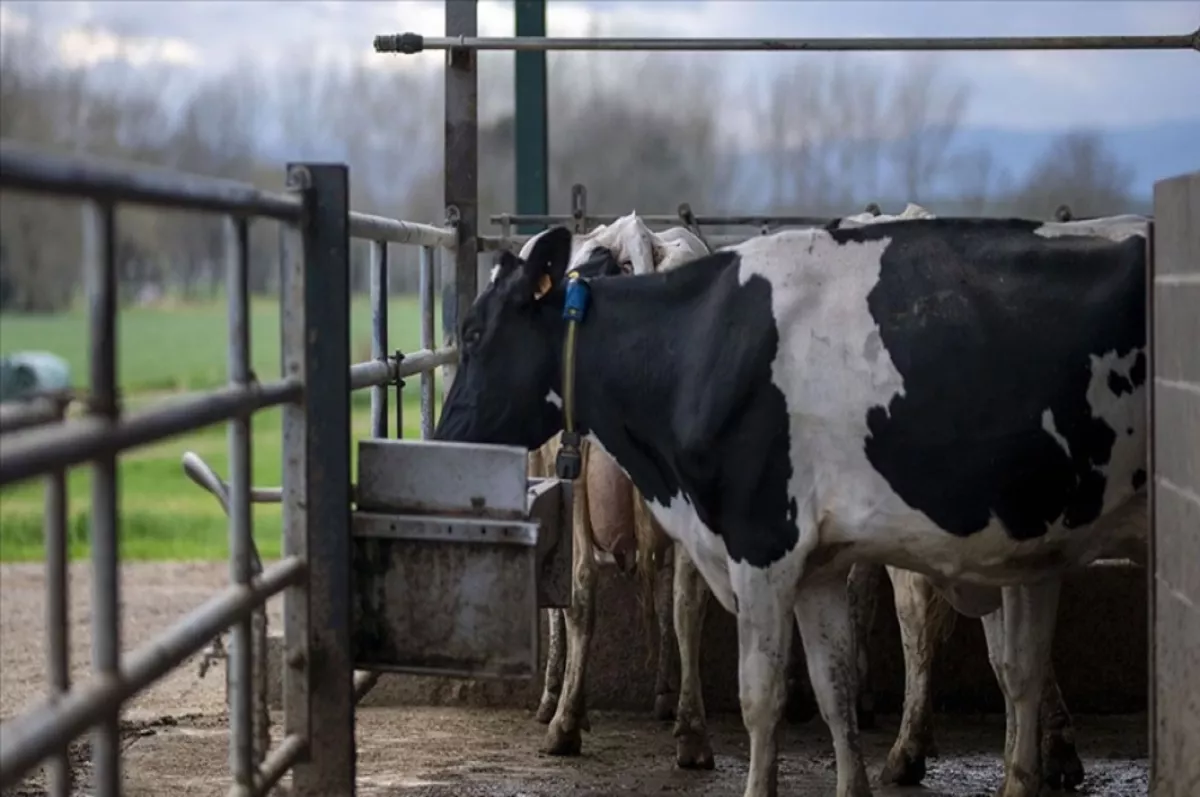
352 439 572 680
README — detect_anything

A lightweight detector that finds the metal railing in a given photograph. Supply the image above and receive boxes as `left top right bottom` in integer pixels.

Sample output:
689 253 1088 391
481 190 1092 254
0 142 460 797
377 29 1200 53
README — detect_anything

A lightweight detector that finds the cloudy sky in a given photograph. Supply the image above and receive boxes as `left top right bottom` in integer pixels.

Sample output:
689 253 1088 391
2 0 1198 135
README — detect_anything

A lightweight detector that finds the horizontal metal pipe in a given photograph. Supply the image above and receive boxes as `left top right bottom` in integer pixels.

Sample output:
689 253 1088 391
0 397 72 435
0 142 300 221
491 213 836 228
227 733 307 797
349 359 394 392
377 30 1200 53
0 557 306 790
348 348 459 392
353 670 381 704
0 380 302 488
348 212 457 249
396 347 458 380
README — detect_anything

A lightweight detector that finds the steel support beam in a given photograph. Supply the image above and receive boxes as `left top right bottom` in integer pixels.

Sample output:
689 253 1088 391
515 0 548 237
442 0 479 395
284 163 354 797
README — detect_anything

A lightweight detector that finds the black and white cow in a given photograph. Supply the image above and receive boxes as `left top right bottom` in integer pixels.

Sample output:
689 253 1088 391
435 215 1149 797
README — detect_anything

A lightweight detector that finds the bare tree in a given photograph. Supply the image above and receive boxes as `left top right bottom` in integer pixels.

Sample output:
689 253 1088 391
888 56 970 202
1012 130 1136 219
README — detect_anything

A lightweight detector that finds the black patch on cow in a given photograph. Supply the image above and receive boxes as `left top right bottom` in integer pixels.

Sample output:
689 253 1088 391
1108 371 1134 396
573 252 799 568
837 219 1147 540
1129 351 1146 388
1132 468 1147 491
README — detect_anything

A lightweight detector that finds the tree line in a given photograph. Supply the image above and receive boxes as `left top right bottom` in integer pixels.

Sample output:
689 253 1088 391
0 19 1138 312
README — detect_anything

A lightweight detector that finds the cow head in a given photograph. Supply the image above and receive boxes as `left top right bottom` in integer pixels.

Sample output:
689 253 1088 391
435 225 591 449
436 215 709 449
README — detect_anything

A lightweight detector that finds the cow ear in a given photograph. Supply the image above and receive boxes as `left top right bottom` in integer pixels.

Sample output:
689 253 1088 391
522 226 573 301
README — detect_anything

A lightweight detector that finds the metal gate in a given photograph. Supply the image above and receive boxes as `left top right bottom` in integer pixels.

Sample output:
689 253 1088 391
1150 170 1200 797
0 145 458 796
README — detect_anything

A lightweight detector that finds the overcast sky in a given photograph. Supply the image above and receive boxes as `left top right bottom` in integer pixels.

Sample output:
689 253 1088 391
2 0 1198 135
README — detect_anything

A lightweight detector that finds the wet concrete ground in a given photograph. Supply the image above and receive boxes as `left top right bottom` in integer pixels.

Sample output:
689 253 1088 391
12 707 1148 797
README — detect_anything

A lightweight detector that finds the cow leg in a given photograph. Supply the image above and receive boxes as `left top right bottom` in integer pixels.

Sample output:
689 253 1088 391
536 609 566 724
730 564 796 797
881 567 954 786
794 572 873 797
847 562 884 730
673 544 714 769
653 547 680 721
544 448 596 756
981 580 1062 797
1040 658 1084 791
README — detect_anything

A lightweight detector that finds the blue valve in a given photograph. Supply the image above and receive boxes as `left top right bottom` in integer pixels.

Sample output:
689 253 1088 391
562 271 591 323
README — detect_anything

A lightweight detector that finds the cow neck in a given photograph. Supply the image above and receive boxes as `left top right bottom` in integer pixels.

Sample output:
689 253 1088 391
567 273 687 480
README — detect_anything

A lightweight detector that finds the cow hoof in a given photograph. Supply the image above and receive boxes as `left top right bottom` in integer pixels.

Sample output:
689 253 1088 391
534 696 558 725
675 732 715 770
653 693 676 722
881 747 927 786
542 722 583 757
1044 736 1085 791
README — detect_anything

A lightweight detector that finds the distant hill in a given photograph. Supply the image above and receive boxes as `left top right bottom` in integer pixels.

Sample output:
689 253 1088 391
726 119 1200 212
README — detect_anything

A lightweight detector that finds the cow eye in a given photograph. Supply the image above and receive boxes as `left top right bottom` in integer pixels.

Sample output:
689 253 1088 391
462 328 482 348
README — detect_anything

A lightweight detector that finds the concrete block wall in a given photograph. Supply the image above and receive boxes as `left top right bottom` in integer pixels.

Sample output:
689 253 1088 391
1151 171 1200 797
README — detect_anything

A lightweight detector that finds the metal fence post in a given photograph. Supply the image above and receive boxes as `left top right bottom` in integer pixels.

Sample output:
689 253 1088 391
442 0 479 398
515 0 548 238
419 246 436 439
284 162 354 797
83 200 121 797
369 240 389 439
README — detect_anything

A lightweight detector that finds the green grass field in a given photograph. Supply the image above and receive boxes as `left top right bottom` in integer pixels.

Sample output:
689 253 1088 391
0 295 443 562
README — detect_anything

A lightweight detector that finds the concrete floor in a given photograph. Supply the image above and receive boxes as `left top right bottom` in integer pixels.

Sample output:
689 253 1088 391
10 707 1149 797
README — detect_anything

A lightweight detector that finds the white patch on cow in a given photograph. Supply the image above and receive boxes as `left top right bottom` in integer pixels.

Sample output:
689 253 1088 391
1085 347 1147 512
1033 215 1150 243
725 227 1145 587
1041 409 1072 457
489 263 503 285
836 203 935 229
545 389 563 410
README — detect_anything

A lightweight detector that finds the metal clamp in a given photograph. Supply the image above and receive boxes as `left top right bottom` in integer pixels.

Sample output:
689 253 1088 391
571 184 588 235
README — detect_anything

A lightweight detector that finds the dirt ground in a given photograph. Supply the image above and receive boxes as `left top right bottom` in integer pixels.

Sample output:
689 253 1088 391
1 562 1150 797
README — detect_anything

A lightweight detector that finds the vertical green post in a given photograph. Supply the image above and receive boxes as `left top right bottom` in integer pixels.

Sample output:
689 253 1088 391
515 0 548 235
